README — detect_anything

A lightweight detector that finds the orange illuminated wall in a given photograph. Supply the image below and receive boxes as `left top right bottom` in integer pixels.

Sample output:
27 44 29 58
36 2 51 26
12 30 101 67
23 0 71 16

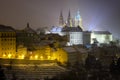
0 32 16 58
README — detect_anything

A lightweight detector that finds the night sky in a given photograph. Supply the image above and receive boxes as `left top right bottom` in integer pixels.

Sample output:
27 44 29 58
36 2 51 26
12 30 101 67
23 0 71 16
0 0 120 38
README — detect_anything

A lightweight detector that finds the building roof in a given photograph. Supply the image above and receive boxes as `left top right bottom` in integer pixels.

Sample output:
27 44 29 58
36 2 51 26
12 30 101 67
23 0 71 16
93 31 111 34
0 24 15 32
63 47 77 53
23 23 36 33
75 48 87 53
62 26 83 32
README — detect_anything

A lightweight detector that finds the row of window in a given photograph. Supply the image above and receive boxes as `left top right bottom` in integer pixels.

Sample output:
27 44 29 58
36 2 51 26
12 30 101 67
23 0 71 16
2 52 14 55
28 34 34 36
2 47 15 50
1 38 16 41
0 33 15 37
1 43 15 45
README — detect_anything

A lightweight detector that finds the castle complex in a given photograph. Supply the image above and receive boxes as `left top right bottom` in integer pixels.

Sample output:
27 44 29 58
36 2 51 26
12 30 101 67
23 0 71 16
50 10 112 46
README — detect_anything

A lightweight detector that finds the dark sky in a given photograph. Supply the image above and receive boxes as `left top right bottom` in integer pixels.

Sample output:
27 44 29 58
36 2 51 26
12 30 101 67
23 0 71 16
0 0 120 38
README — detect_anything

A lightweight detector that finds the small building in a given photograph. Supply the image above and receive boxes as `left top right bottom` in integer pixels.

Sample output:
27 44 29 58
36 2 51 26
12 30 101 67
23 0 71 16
16 23 38 47
63 46 78 66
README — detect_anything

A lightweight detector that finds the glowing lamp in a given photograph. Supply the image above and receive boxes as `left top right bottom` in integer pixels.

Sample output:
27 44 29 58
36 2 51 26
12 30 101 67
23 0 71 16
3 54 6 57
40 56 43 60
35 55 38 59
21 55 25 59
48 56 51 59
30 56 33 59
8 54 12 58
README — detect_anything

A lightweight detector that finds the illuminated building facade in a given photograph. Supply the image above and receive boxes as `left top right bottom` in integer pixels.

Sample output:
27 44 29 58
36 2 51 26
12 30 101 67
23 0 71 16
62 26 83 46
0 25 16 58
83 31 112 45
17 45 27 59
91 31 112 44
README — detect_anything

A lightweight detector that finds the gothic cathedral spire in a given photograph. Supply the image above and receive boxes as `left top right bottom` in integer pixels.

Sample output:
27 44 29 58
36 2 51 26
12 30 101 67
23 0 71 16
67 10 72 27
59 10 64 27
27 22 30 28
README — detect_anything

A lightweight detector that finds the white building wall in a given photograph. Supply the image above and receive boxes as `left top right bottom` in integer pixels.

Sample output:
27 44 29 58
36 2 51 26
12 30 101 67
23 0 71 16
91 32 112 44
69 32 83 45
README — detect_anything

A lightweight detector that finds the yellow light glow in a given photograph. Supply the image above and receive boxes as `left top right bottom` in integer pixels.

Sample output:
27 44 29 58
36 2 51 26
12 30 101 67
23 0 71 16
8 54 12 58
48 56 51 59
18 55 25 59
3 54 6 57
30 52 32 54
21 55 25 59
40 56 43 60
35 55 38 59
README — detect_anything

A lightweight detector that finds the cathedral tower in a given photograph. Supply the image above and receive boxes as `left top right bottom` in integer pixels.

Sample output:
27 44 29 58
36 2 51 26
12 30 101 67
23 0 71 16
67 10 73 27
59 11 64 27
75 11 83 29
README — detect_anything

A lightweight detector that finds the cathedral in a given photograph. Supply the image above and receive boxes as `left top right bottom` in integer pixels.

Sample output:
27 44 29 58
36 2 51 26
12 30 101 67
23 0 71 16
49 10 113 46
59 10 83 29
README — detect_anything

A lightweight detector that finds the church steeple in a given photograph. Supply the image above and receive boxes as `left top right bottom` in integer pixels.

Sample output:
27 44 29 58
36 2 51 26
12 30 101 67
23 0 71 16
59 10 64 27
68 10 71 19
67 10 72 27
27 22 30 28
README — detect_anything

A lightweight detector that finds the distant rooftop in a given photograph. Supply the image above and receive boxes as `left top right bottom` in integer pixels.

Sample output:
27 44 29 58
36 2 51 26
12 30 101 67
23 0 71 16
62 26 83 32
0 24 15 32
23 23 36 33
83 31 112 34
63 46 77 53
93 31 111 34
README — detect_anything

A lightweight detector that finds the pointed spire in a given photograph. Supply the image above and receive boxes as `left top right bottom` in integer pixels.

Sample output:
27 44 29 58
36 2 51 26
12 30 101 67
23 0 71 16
27 22 30 28
68 9 71 19
77 10 81 19
74 10 83 30
67 10 72 27
60 10 63 18
59 10 64 27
